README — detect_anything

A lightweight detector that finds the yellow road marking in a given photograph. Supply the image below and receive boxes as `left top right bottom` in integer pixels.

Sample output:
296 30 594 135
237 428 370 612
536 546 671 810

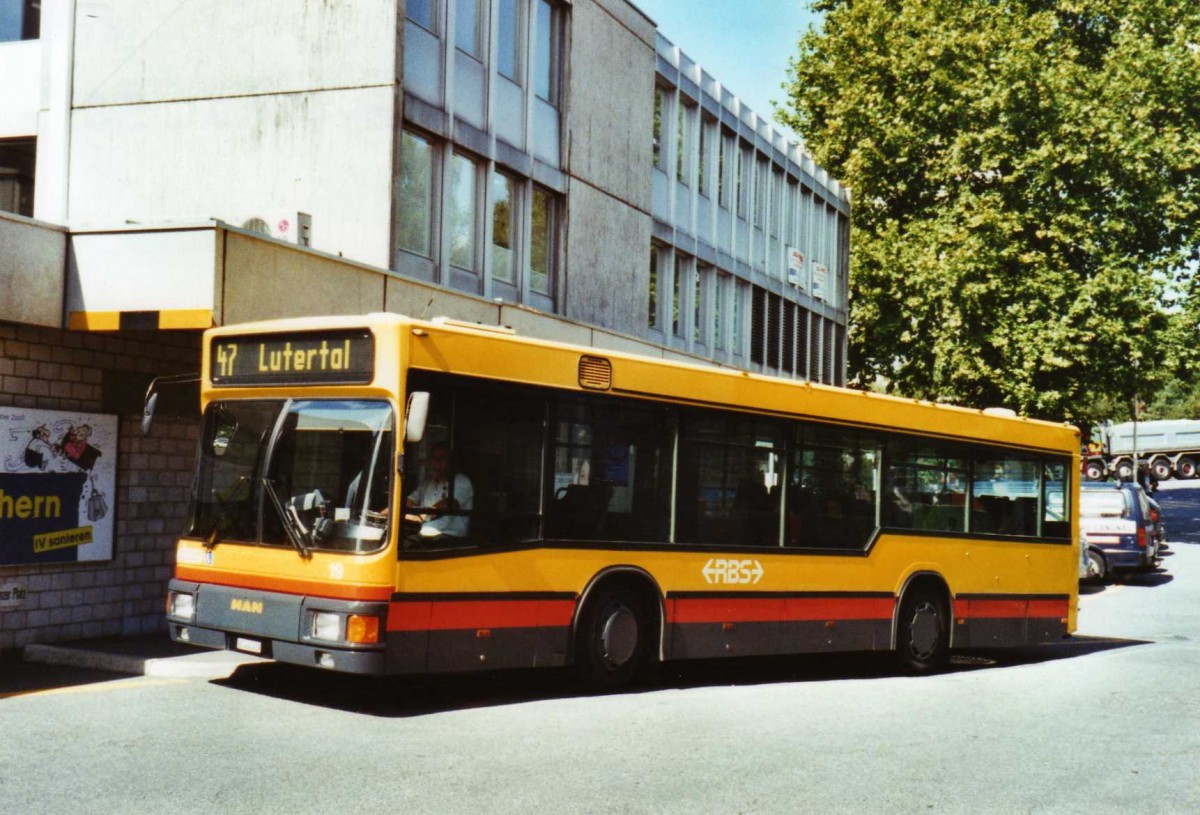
0 677 187 700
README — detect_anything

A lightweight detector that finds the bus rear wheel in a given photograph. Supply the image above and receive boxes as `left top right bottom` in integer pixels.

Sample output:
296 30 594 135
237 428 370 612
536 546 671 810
576 584 651 689
896 587 949 673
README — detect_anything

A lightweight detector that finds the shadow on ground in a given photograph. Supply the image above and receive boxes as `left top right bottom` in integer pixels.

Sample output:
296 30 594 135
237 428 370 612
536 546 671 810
211 634 1146 719
0 662 133 699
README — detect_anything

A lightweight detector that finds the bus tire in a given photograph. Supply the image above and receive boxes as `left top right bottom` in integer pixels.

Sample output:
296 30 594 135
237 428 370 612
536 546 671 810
575 583 650 689
895 586 949 673
1177 457 1197 479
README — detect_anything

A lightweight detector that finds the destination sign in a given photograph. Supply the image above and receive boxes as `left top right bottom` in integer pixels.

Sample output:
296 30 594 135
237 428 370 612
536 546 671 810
210 330 375 386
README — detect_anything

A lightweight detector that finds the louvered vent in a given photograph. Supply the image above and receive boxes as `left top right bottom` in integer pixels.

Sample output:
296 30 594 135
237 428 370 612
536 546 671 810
579 355 613 390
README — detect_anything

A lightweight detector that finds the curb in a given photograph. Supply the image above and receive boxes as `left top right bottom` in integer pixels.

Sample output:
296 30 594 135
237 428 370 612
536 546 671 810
22 643 146 675
21 643 266 679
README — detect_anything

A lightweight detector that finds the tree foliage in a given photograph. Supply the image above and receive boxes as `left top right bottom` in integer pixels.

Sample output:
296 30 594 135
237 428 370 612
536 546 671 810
780 0 1200 424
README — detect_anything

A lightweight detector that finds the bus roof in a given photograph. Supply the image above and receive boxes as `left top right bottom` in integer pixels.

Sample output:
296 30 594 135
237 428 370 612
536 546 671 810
204 312 1079 454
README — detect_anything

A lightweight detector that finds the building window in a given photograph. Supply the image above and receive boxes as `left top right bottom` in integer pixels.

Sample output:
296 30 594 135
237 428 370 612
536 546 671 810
735 144 747 220
676 99 693 186
648 245 659 329
0 138 36 218
713 272 726 350
753 155 767 229
718 132 732 209
770 169 784 238
672 255 683 338
491 170 517 284
535 0 560 103
693 266 706 345
407 0 438 31
530 186 555 295
697 117 711 198
398 131 435 257
653 87 664 170
732 281 745 357
497 0 521 81
448 153 478 270
455 0 483 58
0 0 39 42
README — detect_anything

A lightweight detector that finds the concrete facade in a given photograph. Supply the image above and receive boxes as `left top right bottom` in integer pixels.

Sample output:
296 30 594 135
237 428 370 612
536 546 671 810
0 0 851 652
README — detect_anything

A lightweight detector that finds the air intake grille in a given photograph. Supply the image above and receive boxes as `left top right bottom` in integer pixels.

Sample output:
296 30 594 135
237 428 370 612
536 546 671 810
579 355 613 390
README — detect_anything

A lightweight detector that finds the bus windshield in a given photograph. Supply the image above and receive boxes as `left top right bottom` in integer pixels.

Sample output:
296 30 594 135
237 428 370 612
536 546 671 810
189 399 394 553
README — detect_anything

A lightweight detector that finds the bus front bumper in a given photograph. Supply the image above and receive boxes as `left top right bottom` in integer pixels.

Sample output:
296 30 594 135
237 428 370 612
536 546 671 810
166 578 388 676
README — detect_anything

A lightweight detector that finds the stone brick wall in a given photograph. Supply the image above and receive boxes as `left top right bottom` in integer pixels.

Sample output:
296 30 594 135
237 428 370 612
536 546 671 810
0 322 201 656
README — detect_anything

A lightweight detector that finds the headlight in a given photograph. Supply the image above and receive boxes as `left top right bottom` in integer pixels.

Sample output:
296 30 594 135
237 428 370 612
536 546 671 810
311 611 341 641
169 591 195 621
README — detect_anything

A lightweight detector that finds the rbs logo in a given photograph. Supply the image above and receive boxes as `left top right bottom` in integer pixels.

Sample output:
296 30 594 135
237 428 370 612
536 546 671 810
702 558 764 585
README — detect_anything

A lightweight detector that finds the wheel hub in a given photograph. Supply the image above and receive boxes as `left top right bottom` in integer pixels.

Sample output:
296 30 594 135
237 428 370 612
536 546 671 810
908 602 940 660
599 604 638 669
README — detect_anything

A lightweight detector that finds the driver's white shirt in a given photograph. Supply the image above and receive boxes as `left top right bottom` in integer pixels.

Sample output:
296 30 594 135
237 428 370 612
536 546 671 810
408 473 473 537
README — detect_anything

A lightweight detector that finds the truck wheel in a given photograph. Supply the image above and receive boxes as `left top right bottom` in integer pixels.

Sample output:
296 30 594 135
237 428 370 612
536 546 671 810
1151 457 1173 482
1178 457 1197 479
1115 459 1134 481
1084 461 1106 481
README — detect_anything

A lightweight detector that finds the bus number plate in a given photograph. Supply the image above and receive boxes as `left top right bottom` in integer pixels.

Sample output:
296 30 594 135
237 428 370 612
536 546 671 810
235 637 263 655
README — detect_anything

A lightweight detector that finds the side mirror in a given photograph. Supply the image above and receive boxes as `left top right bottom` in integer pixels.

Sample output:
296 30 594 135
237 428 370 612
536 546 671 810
141 392 159 436
212 406 239 457
405 391 430 444
140 373 200 436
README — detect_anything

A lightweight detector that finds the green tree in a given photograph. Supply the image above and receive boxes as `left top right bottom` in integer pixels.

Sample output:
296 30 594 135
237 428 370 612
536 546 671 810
780 0 1200 424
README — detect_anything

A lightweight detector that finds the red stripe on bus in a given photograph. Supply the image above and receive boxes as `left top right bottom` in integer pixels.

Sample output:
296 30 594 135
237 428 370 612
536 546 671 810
175 566 393 602
667 596 895 625
1027 598 1070 618
962 599 1027 619
386 599 577 632
964 597 1069 620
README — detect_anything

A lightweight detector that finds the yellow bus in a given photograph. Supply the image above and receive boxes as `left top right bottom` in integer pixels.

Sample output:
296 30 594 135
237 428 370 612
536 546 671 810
164 313 1079 684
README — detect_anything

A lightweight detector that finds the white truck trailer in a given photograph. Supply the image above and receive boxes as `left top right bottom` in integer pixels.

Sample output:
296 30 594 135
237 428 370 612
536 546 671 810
1084 419 1200 481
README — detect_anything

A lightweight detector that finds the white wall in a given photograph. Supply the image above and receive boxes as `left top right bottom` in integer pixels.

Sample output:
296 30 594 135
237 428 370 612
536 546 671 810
67 0 401 268
0 40 39 138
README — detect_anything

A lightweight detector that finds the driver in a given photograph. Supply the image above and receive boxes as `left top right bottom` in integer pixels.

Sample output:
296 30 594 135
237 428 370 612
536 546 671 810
405 442 473 541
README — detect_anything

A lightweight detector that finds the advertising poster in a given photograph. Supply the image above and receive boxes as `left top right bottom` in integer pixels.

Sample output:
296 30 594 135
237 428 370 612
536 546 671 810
0 407 117 566
786 247 806 289
812 262 830 302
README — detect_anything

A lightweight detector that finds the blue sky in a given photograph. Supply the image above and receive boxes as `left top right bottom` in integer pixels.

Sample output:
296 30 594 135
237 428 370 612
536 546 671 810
631 0 822 141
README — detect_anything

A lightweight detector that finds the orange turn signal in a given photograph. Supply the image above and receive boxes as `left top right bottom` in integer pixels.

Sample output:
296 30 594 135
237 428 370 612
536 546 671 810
346 614 380 644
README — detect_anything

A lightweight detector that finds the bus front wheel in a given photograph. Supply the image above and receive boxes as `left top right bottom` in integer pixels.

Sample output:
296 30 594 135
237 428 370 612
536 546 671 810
576 584 650 689
896 587 949 673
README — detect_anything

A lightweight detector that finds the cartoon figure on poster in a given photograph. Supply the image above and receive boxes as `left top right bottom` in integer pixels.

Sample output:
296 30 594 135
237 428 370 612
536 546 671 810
1 407 117 565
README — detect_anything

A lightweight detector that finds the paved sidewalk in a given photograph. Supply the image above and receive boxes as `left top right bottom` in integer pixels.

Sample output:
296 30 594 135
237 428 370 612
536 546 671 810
21 634 266 679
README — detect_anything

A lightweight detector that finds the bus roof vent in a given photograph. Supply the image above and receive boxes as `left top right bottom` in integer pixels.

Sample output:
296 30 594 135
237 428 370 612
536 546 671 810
982 407 1018 418
578 355 613 391
430 316 515 335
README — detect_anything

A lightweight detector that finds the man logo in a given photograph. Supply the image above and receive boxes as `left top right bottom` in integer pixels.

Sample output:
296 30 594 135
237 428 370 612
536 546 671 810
230 598 264 614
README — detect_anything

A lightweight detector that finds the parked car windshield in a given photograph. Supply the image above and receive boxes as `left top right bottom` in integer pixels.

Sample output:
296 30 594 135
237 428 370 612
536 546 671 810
1080 490 1129 519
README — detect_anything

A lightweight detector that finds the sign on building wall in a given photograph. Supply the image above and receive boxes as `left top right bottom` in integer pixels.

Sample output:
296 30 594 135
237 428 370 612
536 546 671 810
786 247 806 290
812 262 830 303
0 407 117 567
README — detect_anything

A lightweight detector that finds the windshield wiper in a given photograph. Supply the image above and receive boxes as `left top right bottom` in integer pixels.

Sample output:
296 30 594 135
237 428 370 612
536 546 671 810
262 478 312 559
